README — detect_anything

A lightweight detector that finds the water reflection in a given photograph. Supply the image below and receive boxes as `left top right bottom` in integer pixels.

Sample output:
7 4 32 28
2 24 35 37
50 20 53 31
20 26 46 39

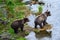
25 31 38 40
36 31 52 40
25 31 52 40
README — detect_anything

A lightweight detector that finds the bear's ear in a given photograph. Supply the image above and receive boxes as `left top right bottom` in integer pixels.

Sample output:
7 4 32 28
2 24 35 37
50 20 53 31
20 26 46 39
46 11 51 16
24 18 28 20
24 18 29 22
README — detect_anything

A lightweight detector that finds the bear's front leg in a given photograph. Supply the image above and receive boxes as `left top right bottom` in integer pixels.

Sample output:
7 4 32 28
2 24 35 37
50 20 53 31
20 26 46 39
39 23 43 29
20 24 24 32
14 28 18 34
34 22 38 29
43 20 48 26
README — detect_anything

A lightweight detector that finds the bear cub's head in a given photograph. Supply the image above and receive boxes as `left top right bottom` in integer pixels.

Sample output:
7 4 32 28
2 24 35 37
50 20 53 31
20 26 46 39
24 18 29 23
45 11 51 16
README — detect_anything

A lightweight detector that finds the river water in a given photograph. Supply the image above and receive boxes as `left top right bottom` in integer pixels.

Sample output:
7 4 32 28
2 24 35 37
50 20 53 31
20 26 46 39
25 0 60 40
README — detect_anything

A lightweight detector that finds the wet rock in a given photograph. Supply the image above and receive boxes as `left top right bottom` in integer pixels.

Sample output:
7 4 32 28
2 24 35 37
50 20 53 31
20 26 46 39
38 2 45 5
22 0 31 5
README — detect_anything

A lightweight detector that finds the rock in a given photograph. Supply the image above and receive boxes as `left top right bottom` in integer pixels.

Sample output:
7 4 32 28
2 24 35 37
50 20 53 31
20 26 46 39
38 2 45 5
0 19 8 25
2 38 10 40
1 32 11 40
11 38 16 40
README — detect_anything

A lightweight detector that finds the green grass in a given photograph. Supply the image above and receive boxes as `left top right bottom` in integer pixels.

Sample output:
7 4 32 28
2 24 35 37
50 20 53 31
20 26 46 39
17 37 26 40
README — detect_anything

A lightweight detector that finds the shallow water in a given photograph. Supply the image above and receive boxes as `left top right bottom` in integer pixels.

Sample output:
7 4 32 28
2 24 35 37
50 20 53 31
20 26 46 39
25 0 60 40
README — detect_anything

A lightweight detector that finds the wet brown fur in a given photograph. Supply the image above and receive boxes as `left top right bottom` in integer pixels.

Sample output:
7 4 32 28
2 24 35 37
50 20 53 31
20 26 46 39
34 11 51 29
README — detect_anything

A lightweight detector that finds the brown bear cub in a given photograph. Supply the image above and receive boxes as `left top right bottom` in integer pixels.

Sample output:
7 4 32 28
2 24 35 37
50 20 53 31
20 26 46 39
11 18 29 33
34 11 51 29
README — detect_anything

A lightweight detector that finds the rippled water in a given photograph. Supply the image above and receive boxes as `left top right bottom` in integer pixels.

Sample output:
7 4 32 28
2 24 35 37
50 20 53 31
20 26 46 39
25 0 60 40
44 0 60 40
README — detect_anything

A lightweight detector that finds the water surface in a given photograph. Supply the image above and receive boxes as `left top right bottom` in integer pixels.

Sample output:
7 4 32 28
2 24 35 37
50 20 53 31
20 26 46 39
26 0 60 40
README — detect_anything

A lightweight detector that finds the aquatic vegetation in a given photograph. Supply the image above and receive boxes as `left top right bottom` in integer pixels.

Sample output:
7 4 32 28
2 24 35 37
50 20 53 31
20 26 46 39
39 6 43 13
